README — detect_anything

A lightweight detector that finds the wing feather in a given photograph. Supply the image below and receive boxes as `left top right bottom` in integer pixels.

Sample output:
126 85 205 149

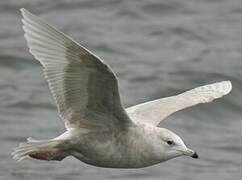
21 9 132 130
126 81 232 126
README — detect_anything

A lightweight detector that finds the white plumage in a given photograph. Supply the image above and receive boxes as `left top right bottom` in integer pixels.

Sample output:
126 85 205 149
126 81 232 126
12 9 232 168
21 8 131 130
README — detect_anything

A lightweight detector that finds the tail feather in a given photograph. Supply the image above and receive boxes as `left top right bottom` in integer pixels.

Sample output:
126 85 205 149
12 138 67 161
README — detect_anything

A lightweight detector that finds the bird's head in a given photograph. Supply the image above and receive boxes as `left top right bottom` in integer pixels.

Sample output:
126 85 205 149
157 128 198 161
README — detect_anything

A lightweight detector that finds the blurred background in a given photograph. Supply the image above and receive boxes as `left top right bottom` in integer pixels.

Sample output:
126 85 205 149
0 0 242 179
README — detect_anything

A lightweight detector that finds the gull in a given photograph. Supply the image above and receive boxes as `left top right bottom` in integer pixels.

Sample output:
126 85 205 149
12 8 232 168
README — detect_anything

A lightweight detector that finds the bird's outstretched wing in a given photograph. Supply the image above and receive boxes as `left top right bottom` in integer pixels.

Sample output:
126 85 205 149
21 9 132 130
126 81 232 126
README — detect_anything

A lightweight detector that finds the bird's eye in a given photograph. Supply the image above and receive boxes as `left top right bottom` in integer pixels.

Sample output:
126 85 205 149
166 140 174 145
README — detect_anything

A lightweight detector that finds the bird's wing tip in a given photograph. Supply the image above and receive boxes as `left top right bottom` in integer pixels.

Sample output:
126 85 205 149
221 80 232 95
20 8 26 14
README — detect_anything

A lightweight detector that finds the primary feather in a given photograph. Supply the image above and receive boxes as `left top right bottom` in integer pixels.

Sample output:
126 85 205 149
126 81 232 126
21 8 132 130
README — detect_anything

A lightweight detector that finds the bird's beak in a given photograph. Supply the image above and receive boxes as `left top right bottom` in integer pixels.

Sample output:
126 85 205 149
183 148 199 159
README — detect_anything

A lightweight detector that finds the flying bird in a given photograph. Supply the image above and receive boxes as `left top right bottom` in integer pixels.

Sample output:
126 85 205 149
12 8 232 168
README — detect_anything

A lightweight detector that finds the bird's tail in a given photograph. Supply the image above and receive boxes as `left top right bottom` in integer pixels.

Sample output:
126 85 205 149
12 138 67 161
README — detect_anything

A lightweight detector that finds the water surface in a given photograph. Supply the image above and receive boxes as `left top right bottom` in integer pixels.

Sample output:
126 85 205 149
0 0 242 179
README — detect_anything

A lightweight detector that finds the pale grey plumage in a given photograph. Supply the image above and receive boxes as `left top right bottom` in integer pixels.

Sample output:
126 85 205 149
21 9 131 130
12 9 232 168
126 81 232 126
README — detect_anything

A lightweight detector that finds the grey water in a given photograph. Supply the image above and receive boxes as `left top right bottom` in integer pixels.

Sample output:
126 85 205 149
0 0 242 179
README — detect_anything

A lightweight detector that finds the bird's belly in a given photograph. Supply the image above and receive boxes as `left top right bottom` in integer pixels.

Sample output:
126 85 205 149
69 130 162 168
71 148 160 168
